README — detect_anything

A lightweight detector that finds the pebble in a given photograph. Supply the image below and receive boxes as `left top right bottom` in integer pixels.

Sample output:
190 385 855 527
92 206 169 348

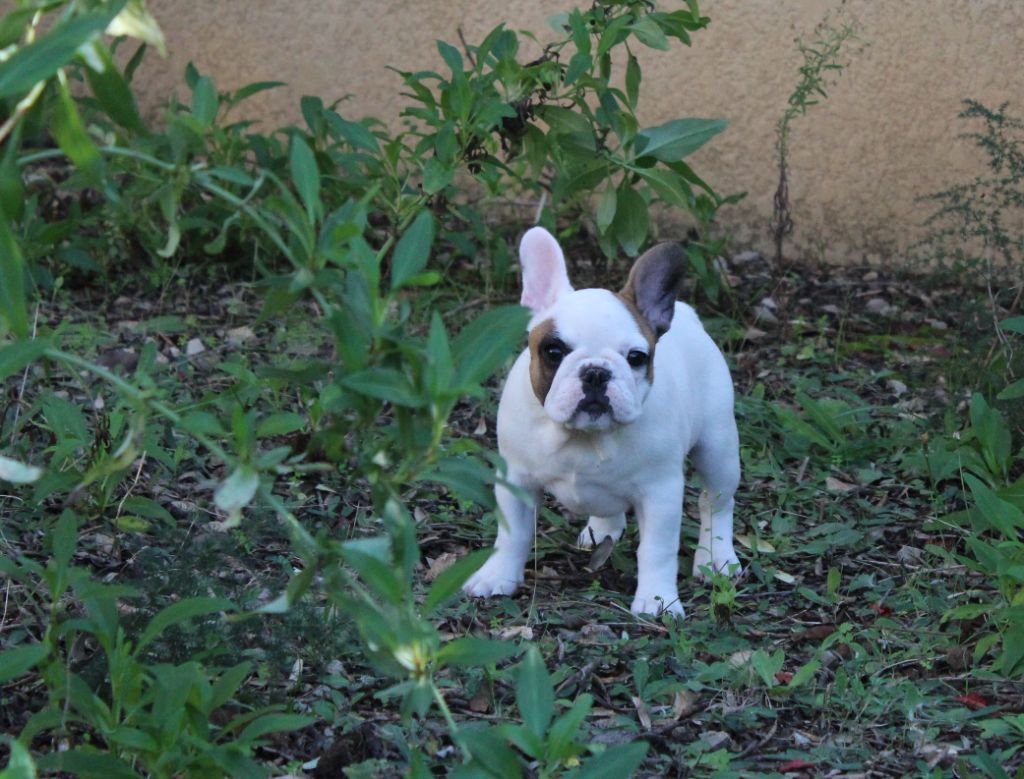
731 250 762 265
186 338 206 356
866 298 896 317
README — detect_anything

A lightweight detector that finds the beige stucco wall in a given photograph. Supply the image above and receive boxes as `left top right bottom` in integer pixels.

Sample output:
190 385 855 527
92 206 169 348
134 1 1024 264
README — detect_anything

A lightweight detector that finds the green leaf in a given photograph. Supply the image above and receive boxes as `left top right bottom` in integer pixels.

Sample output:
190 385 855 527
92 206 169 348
323 112 380 152
1000 315 1024 335
625 53 641 109
635 118 727 162
575 741 649 779
421 455 494 507
425 313 454 398
180 411 227 437
342 367 423 407
966 474 1024 538
36 750 141 779
785 659 821 689
232 80 287 102
517 646 553 737
423 548 493 613
84 46 147 134
0 211 28 339
437 40 464 75
290 135 322 223
461 727 523 779
636 168 693 209
0 11 117 99
119 496 173 524
610 185 649 256
596 184 617 233
213 465 260 523
437 636 517 668
53 77 101 172
0 339 48 382
191 75 218 126
238 713 315 744
751 649 785 687
564 52 592 86
135 596 233 653
546 693 592 762
452 304 530 387
0 737 38 779
997 379 1024 401
422 157 454 195
0 644 48 684
256 412 306 438
631 16 669 50
210 661 253 709
390 211 435 289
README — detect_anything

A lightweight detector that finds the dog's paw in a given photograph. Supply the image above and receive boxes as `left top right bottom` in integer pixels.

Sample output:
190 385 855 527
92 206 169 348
692 548 742 581
630 590 685 619
576 517 626 549
463 556 524 598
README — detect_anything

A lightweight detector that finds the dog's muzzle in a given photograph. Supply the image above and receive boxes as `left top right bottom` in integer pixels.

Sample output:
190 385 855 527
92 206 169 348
577 365 612 418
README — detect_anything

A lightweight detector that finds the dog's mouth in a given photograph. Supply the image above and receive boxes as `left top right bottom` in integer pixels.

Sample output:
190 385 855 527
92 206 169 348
575 397 612 420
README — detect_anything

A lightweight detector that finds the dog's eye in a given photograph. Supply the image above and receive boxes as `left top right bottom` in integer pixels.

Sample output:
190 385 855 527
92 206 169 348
627 350 648 369
542 340 566 366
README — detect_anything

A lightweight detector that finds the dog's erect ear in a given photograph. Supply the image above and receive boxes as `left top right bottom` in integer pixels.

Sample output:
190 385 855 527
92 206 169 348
520 227 574 319
619 243 686 338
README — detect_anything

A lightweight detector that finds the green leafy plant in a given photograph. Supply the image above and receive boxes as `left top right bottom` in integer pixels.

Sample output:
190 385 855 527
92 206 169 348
0 512 312 776
770 18 857 265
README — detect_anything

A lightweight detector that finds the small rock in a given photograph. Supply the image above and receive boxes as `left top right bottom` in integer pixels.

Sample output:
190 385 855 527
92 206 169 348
498 625 534 641
744 327 768 341
226 326 255 344
887 379 908 396
759 296 778 310
731 250 762 265
701 731 731 749
752 305 778 324
185 338 205 356
821 304 841 315
926 318 949 330
896 545 925 564
862 270 879 282
866 298 896 317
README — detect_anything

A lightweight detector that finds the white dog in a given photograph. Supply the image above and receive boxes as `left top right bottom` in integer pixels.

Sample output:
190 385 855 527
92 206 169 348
464 227 741 617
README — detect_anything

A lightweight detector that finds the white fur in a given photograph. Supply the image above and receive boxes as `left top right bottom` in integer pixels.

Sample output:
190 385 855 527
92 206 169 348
464 229 741 617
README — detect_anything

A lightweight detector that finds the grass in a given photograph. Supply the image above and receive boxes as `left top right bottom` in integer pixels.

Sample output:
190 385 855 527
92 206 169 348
3 245 1021 777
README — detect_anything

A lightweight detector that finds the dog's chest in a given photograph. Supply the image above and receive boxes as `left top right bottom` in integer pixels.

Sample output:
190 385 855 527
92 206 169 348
529 431 646 516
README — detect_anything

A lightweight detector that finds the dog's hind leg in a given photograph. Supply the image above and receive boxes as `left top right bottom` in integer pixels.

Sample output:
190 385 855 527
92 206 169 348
690 418 741 580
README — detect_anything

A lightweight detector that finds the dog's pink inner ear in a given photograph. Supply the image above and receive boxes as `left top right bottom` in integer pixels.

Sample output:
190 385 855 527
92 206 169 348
520 227 573 316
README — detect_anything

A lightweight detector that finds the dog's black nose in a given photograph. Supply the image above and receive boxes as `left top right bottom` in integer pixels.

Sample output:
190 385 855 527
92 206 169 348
580 366 611 391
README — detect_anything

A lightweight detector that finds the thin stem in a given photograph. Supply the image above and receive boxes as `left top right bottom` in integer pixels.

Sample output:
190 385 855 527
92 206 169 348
431 681 470 762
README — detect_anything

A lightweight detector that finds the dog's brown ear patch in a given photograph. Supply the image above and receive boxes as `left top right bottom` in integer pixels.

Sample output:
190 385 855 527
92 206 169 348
619 243 686 339
528 318 559 404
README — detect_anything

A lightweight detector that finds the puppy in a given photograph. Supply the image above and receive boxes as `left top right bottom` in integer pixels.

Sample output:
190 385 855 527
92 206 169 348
464 227 741 617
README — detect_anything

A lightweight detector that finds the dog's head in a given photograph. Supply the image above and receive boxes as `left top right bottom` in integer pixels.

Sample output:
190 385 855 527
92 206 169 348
518 227 685 432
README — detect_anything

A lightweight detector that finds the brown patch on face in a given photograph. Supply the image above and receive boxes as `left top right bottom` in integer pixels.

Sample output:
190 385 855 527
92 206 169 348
614 290 657 383
528 318 560 404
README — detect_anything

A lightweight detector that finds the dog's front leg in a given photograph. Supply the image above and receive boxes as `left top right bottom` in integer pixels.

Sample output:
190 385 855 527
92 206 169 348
463 477 538 598
631 482 685 617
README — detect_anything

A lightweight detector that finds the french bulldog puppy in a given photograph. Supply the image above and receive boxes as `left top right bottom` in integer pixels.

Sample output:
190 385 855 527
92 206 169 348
463 226 741 617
